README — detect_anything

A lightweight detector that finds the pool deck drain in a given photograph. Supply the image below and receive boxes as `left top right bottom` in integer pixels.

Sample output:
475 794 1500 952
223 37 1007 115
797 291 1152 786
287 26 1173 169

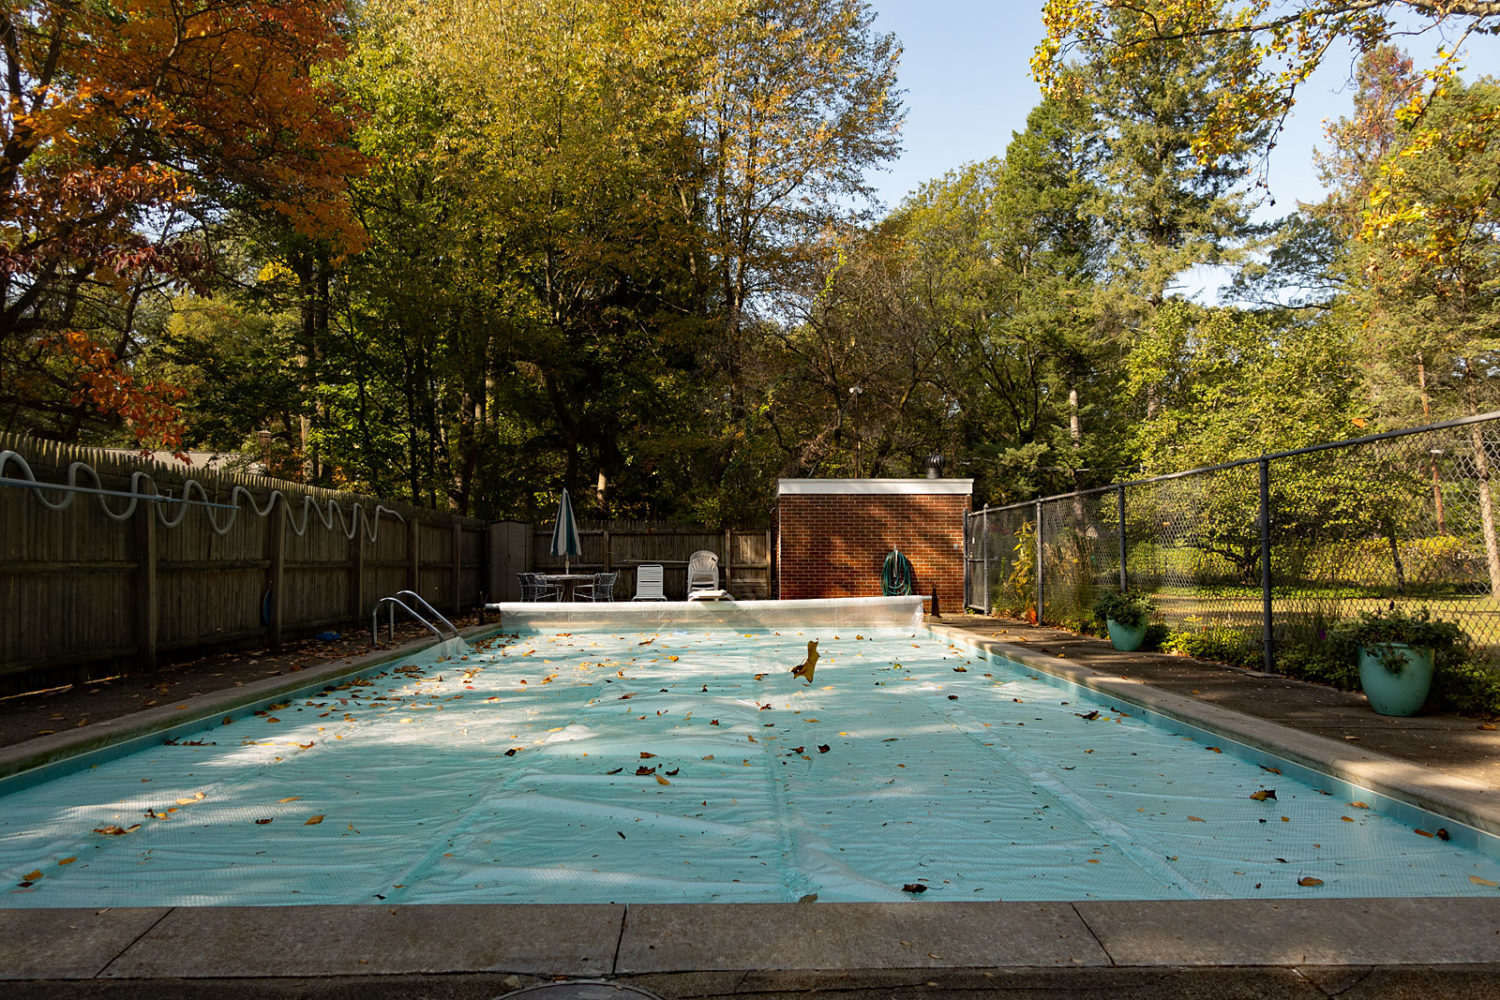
3 612 1500 997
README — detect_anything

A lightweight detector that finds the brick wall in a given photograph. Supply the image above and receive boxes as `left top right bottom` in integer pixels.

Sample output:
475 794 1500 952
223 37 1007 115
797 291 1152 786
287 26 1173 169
777 482 971 612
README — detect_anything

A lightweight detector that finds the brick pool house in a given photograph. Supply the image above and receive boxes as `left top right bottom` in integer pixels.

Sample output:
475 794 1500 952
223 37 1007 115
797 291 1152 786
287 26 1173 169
776 477 973 613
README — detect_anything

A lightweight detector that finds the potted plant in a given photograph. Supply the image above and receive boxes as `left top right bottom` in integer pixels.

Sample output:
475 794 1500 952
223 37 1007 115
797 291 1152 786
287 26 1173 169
1328 606 1468 716
1093 590 1157 652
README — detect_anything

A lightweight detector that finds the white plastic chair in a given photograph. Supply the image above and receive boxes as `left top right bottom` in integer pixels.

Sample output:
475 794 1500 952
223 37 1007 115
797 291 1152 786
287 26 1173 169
686 550 719 594
632 564 667 601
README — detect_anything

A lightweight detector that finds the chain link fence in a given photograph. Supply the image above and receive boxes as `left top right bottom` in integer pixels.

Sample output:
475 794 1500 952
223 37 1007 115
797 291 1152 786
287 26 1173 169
965 412 1500 670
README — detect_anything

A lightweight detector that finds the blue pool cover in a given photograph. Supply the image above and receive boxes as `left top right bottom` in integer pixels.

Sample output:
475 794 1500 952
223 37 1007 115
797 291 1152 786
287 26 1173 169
3 626 1499 906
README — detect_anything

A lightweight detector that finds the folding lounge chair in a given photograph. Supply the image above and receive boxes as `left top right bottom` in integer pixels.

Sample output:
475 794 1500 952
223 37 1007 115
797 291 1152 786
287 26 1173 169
632 564 667 601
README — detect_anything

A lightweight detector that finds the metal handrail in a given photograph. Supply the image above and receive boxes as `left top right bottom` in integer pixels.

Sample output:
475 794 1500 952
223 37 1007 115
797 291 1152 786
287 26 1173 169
371 596 447 646
394 589 458 637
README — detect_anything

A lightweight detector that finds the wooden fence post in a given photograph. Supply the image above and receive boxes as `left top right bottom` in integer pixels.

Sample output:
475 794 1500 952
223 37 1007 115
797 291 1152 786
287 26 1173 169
451 522 462 614
349 508 365 624
723 528 732 589
407 515 420 593
268 500 286 651
602 528 611 572
134 499 158 671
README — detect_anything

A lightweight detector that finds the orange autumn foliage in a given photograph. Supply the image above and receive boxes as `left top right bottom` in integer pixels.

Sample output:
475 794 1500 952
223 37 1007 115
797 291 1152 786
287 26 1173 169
1 0 368 441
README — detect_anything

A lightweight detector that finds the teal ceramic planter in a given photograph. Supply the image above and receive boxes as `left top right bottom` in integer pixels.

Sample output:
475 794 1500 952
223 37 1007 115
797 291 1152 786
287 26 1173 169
1106 618 1148 652
1357 642 1434 717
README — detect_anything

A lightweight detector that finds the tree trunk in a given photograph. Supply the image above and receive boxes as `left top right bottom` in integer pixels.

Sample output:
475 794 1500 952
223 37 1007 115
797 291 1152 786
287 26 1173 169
1382 518 1407 594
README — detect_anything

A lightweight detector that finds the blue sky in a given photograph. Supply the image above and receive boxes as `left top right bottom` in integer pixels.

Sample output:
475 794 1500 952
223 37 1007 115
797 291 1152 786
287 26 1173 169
867 1 1500 220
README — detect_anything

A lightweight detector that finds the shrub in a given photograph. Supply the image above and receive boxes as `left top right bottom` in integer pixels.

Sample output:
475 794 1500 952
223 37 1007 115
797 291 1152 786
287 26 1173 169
1162 623 1257 668
1429 660 1500 715
1141 622 1171 652
1275 641 1361 690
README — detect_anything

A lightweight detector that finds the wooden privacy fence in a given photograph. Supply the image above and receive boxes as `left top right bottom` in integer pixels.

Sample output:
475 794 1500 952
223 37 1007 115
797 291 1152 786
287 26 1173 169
525 519 774 601
0 435 486 694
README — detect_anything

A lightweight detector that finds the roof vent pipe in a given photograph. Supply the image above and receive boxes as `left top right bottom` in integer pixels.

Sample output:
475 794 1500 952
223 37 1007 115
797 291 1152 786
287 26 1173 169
924 453 944 479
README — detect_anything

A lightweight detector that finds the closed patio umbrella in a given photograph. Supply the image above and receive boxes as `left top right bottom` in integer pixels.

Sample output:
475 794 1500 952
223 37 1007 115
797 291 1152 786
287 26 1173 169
550 488 582 573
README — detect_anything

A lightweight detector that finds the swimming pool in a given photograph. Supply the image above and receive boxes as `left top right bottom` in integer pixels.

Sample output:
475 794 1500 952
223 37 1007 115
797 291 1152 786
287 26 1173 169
3 622 1499 907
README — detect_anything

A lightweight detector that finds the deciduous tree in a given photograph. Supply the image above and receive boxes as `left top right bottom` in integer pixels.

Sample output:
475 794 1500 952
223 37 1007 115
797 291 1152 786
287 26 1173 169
0 0 364 448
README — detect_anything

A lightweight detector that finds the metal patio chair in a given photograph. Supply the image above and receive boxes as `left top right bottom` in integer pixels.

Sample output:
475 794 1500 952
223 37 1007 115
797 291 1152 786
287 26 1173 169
519 572 561 602
573 570 618 602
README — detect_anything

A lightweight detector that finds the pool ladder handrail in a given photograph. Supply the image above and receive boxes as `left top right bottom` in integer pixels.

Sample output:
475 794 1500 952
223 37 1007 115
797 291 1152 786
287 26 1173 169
371 590 460 646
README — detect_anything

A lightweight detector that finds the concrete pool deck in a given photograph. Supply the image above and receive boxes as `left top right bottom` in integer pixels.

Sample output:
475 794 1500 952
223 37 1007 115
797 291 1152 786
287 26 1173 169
2 612 1500 998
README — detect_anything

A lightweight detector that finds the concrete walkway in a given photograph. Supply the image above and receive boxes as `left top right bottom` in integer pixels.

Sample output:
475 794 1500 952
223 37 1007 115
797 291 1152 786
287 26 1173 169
4 613 1500 998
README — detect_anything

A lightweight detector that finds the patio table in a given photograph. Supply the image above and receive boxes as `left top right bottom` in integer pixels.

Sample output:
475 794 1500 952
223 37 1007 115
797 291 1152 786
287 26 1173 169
539 572 596 601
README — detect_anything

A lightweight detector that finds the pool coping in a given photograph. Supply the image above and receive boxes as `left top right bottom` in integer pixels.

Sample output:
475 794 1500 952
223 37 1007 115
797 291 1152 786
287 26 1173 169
5 614 1500 983
5 897 1500 980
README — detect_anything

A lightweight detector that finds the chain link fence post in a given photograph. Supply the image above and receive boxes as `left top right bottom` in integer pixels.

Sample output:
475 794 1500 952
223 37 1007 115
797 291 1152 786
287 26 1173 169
1259 455 1274 673
1034 500 1044 625
1117 485 1127 592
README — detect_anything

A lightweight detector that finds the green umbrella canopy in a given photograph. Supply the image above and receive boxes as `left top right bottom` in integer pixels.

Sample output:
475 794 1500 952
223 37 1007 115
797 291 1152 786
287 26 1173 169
549 488 582 573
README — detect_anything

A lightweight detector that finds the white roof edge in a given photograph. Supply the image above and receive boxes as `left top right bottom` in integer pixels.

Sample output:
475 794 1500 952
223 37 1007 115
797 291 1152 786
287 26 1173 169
777 478 974 496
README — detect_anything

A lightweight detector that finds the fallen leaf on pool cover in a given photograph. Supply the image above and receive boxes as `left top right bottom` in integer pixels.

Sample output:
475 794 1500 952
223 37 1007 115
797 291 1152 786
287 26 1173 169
1297 877 1324 887
636 765 656 775
790 640 819 683
655 774 670 785
1249 790 1277 801
22 870 41 881
1349 801 1369 809
58 857 75 865
1075 710 1099 721
1437 828 1451 840
1470 875 1499 887
1260 766 1281 775
605 767 623 775
305 815 324 825
1341 816 1354 823
901 883 927 893
640 752 657 759
93 825 140 836
176 792 206 805
1416 828 1435 838
504 748 518 756
1188 816 1206 823
668 655 679 662
666 768 680 776
254 818 273 825
1205 746 1222 754
818 744 830 753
